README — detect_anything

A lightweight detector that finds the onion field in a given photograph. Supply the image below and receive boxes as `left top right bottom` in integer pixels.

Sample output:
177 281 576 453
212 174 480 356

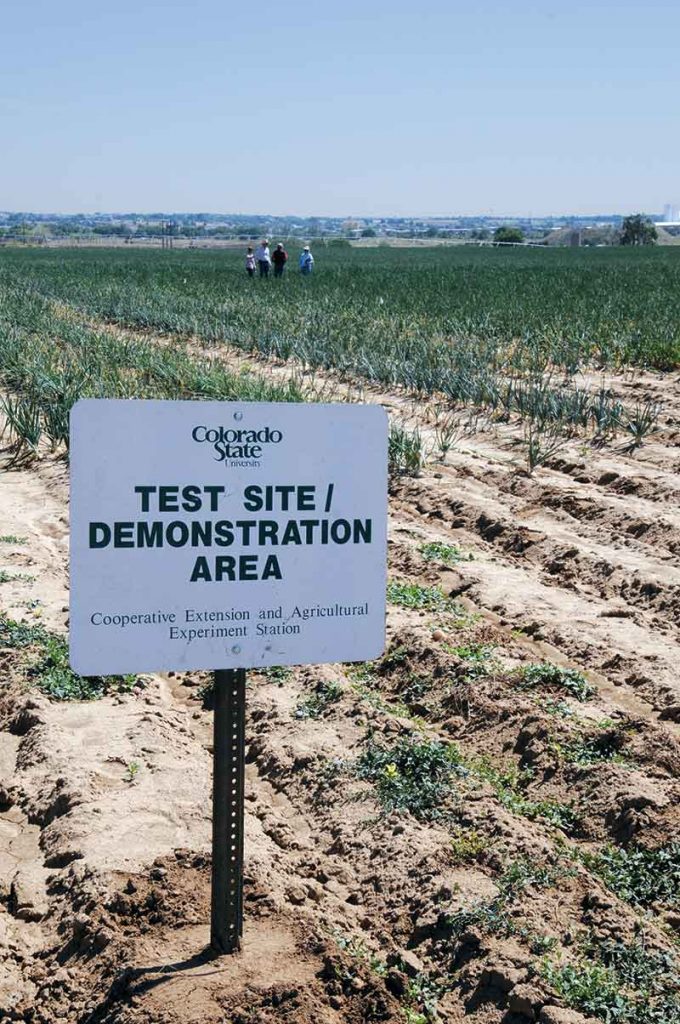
1 242 680 1024
0 244 677 463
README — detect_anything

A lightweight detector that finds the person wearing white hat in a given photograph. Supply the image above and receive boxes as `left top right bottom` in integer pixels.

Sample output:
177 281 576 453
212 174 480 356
254 239 271 278
299 245 314 275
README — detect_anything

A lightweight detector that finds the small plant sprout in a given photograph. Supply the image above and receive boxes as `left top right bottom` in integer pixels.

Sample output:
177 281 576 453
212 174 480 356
520 420 568 475
126 761 140 783
0 571 35 584
621 400 661 452
433 410 463 461
388 422 426 480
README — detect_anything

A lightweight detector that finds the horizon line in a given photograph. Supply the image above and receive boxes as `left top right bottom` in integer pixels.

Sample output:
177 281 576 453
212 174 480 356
0 209 656 221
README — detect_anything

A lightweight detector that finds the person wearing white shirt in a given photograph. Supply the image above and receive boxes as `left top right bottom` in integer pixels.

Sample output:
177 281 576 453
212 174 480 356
254 240 271 278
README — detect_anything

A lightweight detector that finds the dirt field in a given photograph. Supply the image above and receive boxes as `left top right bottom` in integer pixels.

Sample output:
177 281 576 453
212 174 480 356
1 331 679 1023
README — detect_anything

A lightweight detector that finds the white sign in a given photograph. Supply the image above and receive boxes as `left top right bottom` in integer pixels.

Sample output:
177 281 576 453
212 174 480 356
70 399 387 675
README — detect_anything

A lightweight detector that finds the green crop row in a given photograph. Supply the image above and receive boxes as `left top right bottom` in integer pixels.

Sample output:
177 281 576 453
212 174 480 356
1 244 675 458
3 245 679 371
0 280 303 462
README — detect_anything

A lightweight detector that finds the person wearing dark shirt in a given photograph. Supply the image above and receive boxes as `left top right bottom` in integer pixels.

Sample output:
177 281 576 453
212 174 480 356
272 243 288 277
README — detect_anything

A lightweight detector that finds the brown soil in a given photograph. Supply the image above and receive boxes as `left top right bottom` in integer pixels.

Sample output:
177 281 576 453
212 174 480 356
1 328 679 1024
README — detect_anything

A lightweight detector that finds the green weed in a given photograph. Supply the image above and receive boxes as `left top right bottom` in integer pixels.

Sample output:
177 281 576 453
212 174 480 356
517 662 596 702
377 645 410 670
447 857 569 938
333 932 387 978
356 736 465 820
295 680 343 719
351 680 424 725
465 752 578 832
449 828 486 863
449 642 498 681
317 757 349 790
446 898 513 938
387 581 460 614
196 679 215 707
419 541 465 566
584 843 680 909
261 665 293 682
404 1012 428 1024
32 634 136 701
401 673 434 704
543 935 680 1023
542 697 577 718
0 614 135 701
404 972 443 1022
344 660 376 684
0 615 48 648
527 933 558 955
560 729 629 766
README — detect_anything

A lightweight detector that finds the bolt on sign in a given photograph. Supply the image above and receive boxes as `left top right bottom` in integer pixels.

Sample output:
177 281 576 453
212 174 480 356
70 398 388 956
70 399 388 676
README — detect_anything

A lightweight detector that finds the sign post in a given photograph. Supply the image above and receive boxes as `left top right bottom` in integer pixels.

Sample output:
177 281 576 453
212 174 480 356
70 399 388 954
211 668 246 953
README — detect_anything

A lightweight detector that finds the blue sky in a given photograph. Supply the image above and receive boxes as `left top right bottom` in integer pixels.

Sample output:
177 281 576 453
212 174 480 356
2 0 678 216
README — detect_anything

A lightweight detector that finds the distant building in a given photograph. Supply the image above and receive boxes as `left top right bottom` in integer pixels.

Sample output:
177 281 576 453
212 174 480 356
663 203 679 223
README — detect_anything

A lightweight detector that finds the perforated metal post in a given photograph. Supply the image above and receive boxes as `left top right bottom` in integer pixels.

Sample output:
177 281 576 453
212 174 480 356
211 668 246 954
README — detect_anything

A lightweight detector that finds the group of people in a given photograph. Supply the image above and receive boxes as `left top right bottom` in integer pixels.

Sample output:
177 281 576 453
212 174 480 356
245 240 314 278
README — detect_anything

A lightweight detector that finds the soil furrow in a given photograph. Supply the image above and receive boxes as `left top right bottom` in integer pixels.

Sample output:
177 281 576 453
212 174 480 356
1 317 680 1023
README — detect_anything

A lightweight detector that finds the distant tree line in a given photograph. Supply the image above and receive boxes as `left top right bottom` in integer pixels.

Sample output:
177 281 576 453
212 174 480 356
494 226 525 244
619 214 657 246
490 215 658 248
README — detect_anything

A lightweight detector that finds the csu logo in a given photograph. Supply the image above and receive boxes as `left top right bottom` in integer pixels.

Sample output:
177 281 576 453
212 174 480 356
191 425 283 462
